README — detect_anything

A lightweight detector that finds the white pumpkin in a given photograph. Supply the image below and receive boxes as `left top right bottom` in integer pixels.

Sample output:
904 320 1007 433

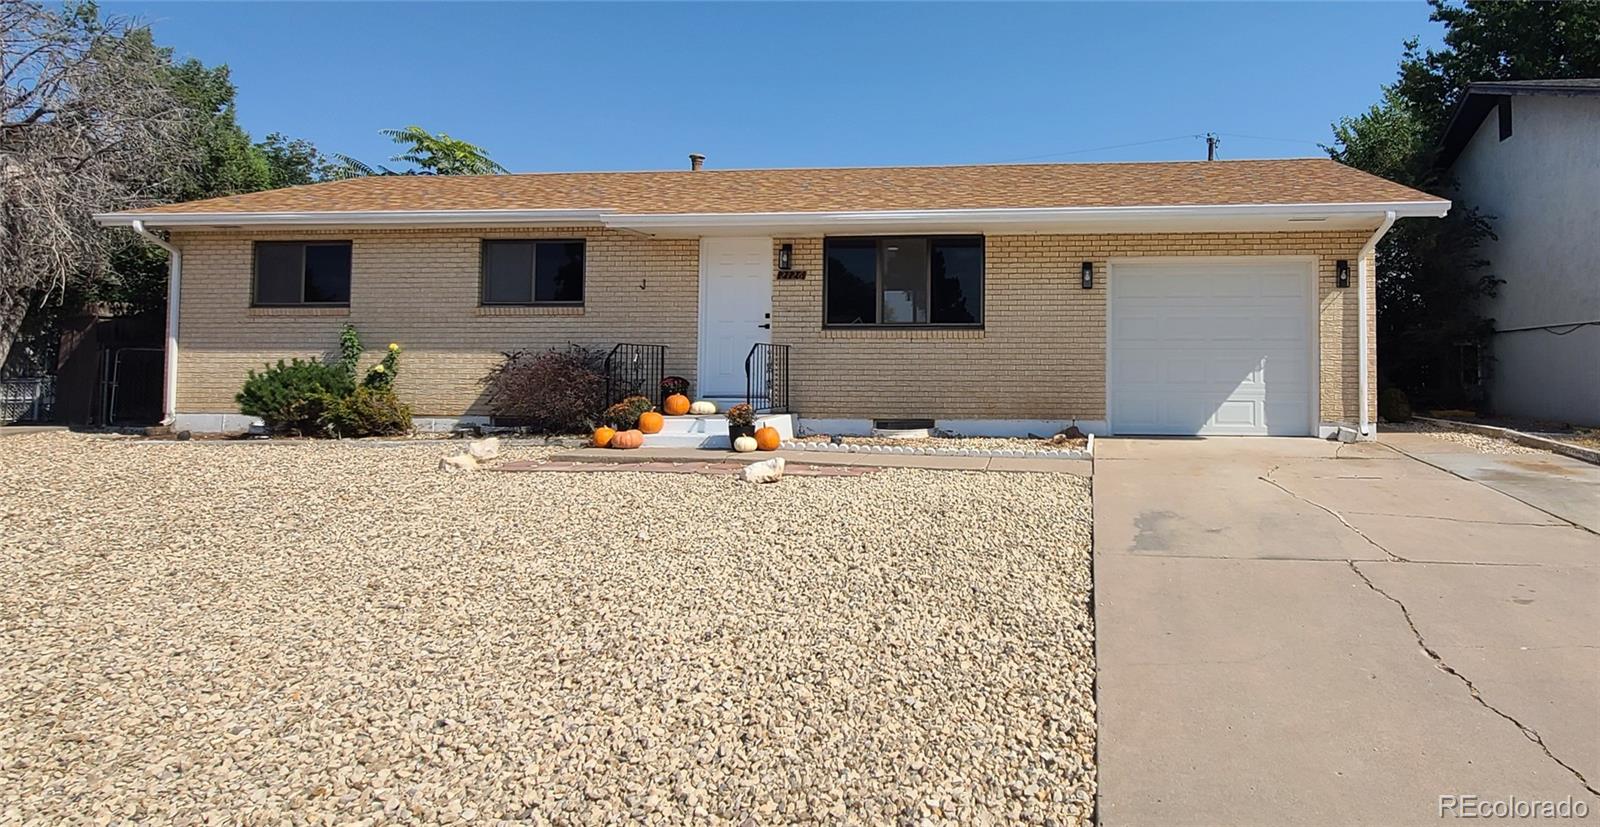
733 435 758 453
689 400 717 415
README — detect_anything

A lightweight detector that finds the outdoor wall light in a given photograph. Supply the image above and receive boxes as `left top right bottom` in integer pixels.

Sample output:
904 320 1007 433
1336 259 1351 288
1081 262 1094 289
778 243 793 270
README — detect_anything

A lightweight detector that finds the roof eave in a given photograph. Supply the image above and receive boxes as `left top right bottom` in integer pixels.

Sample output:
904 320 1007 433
92 208 615 228
97 200 1449 233
604 201 1450 231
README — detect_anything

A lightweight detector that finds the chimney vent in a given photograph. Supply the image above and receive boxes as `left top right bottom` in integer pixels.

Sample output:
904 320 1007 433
688 153 705 171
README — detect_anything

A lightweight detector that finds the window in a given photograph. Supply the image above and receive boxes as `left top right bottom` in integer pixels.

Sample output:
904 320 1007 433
481 240 585 305
824 236 983 326
253 241 351 306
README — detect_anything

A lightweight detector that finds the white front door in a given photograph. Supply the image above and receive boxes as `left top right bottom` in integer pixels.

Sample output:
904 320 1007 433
1109 258 1316 436
698 237 772 398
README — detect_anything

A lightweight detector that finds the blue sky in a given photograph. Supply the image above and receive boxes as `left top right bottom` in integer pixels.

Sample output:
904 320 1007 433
114 2 1444 173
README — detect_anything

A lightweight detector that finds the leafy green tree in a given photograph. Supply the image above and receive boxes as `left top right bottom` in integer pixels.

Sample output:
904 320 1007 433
1327 0 1600 407
90 62 330 317
1396 1 1600 141
256 132 335 189
331 125 507 178
160 57 273 201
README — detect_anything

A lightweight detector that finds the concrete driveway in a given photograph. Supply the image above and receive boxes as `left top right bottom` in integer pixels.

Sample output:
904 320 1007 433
1094 436 1600 826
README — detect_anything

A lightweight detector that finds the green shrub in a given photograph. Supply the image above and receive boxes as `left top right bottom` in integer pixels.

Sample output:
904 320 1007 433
237 358 354 435
1379 387 1413 423
602 395 653 430
238 325 411 438
321 386 412 438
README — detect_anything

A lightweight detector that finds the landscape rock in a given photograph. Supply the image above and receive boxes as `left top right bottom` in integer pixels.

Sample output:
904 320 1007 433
466 437 501 461
437 453 479 473
740 456 786 483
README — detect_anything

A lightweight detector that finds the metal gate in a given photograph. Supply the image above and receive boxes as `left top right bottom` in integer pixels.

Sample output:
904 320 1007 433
99 347 164 425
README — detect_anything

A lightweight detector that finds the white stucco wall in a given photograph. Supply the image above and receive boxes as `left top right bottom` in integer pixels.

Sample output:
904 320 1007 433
1452 95 1600 424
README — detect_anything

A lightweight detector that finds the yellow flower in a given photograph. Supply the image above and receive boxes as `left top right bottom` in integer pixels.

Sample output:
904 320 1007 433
388 343 400 352
371 365 386 374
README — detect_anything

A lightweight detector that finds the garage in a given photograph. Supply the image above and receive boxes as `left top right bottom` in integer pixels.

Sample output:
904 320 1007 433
1109 258 1316 436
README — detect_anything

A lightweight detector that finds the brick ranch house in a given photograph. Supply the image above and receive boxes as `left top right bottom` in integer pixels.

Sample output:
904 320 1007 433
95 157 1447 438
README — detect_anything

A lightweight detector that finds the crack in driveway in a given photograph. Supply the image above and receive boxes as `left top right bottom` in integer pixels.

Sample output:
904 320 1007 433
1258 465 1412 563
1347 559 1600 798
1261 460 1599 798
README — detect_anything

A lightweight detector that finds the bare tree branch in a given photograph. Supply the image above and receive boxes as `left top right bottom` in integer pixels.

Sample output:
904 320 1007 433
0 0 197 369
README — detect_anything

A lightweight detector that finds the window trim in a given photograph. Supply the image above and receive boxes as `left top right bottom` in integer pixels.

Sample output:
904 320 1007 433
479 238 587 307
250 240 353 308
821 234 985 329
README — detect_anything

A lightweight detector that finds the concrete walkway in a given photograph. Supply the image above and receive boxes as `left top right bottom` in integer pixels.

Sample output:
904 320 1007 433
1094 437 1599 826
549 446 1093 476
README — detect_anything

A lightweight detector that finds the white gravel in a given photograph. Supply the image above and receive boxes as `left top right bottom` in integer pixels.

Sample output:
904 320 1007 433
1382 421 1545 455
0 432 1095 824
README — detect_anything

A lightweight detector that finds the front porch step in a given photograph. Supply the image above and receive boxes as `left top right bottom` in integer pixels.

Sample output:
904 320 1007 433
641 413 795 449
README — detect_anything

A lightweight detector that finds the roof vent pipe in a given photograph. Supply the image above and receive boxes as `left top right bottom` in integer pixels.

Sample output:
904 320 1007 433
689 153 705 171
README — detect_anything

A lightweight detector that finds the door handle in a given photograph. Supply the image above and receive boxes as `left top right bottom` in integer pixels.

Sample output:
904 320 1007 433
758 323 771 329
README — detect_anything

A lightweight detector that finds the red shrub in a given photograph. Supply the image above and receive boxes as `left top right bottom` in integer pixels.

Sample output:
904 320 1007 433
480 346 607 433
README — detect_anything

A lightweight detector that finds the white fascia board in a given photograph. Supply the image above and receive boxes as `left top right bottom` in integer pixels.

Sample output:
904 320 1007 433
93 199 1450 231
92 209 614 228
604 200 1450 231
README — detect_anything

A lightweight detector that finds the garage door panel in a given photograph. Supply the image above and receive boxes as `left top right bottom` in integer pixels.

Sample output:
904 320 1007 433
1111 260 1313 436
1212 399 1262 428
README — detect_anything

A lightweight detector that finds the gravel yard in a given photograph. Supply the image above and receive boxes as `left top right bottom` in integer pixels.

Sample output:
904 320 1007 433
0 432 1095 824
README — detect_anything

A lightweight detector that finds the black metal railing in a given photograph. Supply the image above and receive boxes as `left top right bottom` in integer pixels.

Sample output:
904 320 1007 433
744 343 790 414
604 343 668 408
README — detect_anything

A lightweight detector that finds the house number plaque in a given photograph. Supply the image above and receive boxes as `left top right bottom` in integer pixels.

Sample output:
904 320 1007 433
776 269 807 280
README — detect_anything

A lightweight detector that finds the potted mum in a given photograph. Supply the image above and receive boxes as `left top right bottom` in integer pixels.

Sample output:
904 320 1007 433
725 402 756 442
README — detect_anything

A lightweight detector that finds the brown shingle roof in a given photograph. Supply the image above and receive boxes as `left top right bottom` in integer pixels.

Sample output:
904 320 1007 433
122 158 1438 217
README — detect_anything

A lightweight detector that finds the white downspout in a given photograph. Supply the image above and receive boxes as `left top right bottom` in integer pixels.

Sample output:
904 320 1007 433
130 220 180 426
1357 210 1396 438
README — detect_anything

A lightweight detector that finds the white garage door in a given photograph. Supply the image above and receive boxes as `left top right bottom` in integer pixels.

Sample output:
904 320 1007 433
1110 259 1314 436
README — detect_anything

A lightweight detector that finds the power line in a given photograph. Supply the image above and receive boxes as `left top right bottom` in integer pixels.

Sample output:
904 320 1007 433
1215 131 1325 147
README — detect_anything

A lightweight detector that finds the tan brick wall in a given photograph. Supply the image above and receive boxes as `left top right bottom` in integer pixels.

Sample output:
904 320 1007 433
771 230 1378 426
172 227 698 415
172 227 1378 427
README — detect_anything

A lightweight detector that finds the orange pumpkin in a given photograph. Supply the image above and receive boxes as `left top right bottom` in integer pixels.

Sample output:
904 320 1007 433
610 429 644 449
638 411 664 434
754 426 781 451
592 426 616 448
663 393 690 416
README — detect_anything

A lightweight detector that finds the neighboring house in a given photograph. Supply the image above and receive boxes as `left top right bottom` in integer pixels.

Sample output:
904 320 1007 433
1437 79 1600 425
94 158 1445 438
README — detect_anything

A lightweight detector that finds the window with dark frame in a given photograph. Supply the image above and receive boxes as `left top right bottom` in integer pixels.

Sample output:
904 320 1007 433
252 241 352 306
481 240 586 305
824 236 983 326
